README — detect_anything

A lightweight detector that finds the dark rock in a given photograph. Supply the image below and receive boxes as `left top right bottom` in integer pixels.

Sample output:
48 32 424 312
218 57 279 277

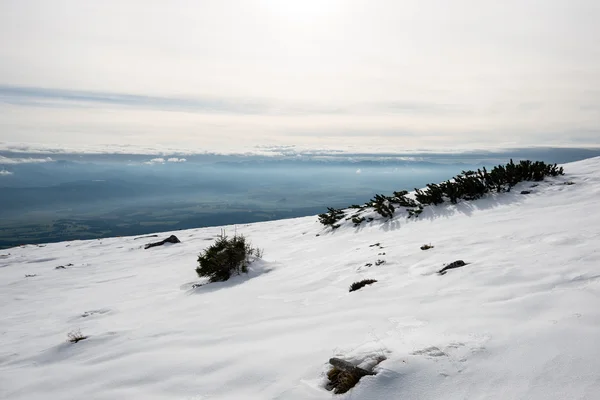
438 260 467 275
144 235 181 249
134 234 159 240
520 190 531 194
326 357 383 394
329 358 375 376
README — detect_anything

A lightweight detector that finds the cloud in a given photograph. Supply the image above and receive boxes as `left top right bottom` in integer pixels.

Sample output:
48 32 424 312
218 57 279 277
0 85 456 118
0 142 194 156
144 158 165 165
1 141 600 163
0 169 13 175
0 155 53 164
0 85 270 115
0 146 599 168
143 157 185 164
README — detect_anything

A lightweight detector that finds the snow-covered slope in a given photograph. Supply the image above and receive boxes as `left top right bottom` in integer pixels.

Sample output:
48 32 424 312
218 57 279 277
2 157 600 400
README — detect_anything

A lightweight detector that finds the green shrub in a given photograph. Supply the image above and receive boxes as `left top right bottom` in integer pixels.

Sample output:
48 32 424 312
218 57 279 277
318 207 345 228
196 232 261 282
351 216 366 226
370 194 395 218
391 191 418 207
414 183 444 205
407 205 424 218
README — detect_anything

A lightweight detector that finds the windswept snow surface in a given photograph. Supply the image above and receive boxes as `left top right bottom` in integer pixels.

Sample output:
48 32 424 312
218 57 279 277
2 158 600 400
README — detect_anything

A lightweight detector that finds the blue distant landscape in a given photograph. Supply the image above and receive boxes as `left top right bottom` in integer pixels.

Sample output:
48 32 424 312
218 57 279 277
1 147 598 249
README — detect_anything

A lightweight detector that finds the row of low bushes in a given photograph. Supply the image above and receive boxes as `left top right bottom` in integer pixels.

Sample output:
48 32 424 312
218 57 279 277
318 159 564 228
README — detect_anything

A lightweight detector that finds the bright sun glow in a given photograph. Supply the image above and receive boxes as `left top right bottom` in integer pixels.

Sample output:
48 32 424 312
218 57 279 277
262 0 339 22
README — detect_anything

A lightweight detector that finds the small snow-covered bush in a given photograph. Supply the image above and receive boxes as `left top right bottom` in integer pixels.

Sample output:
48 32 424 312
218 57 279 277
67 329 88 343
196 232 261 282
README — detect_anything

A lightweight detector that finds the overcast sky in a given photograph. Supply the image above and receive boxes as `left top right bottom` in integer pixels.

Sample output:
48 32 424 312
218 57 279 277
0 0 599 153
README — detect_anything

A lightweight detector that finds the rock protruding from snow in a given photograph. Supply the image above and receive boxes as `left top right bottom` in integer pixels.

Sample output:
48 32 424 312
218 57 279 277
326 356 384 394
144 235 181 249
329 358 376 376
438 260 467 275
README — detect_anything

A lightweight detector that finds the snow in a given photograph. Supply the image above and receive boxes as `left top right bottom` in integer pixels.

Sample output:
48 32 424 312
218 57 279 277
1 157 600 400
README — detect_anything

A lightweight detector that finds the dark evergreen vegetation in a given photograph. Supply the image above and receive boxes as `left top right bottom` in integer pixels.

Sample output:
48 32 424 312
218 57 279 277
318 160 565 228
349 279 378 292
196 232 261 282
317 207 346 229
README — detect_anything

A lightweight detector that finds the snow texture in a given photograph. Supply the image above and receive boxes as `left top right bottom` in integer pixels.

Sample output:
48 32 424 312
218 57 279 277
1 158 600 399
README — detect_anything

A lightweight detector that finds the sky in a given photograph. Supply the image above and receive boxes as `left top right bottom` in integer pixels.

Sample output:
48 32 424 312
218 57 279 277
0 0 599 154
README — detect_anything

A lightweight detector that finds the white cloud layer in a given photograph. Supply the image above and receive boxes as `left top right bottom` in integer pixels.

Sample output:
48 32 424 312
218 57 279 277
0 0 599 151
0 155 53 164
144 158 165 165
